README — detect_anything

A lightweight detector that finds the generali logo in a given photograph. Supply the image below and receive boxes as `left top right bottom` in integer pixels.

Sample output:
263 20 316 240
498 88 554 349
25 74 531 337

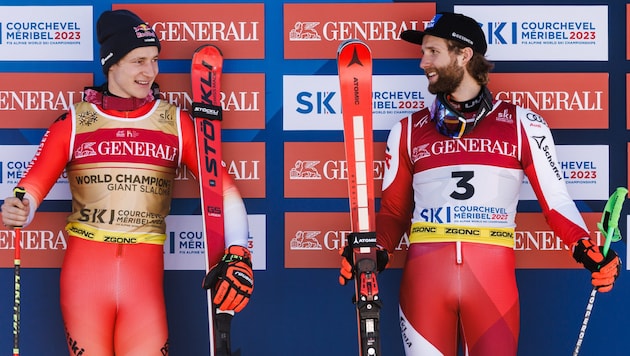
284 3 435 59
113 3 264 59
285 142 386 198
0 73 92 129
0 212 68 268
173 142 265 199
285 212 601 269
488 73 608 129
157 73 265 129
284 212 406 269
514 212 601 269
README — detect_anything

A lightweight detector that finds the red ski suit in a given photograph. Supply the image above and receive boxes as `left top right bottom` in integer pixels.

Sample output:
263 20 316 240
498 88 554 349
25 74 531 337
376 100 589 356
17 98 248 356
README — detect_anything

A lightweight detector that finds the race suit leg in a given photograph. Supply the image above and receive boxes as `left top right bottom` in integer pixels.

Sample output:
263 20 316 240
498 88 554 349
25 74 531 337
60 236 169 356
399 242 519 356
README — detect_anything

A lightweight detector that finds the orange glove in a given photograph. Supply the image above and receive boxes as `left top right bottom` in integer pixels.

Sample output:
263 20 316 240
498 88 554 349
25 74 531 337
203 245 253 312
572 239 621 292
338 245 390 286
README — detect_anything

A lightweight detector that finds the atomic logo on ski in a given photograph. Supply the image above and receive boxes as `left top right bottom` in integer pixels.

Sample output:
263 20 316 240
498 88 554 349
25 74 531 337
347 47 365 67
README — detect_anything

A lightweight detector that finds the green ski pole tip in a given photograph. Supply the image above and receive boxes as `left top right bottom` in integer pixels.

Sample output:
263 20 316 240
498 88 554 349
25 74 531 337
596 187 627 257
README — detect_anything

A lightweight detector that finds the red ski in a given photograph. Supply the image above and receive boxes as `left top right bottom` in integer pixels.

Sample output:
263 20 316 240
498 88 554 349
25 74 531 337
337 39 381 356
190 44 233 356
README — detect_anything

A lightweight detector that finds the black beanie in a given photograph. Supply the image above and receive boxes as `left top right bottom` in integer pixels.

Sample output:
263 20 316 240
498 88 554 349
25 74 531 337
97 9 161 75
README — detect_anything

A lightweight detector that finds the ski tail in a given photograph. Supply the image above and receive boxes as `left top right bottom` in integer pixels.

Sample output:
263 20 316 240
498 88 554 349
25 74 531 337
349 231 381 355
337 39 381 356
190 44 233 356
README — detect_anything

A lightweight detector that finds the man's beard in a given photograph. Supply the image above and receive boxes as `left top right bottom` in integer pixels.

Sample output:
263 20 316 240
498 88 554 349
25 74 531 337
427 59 464 95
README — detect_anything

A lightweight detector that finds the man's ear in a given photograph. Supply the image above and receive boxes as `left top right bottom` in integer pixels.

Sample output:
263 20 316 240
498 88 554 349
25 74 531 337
459 47 474 65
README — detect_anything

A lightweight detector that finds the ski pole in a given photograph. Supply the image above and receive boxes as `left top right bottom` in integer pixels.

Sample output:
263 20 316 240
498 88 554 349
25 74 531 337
572 187 626 356
12 186 26 356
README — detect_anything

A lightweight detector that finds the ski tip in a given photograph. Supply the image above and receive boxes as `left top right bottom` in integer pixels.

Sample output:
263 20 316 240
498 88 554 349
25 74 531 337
337 39 367 55
191 44 224 72
193 43 223 56
336 39 371 59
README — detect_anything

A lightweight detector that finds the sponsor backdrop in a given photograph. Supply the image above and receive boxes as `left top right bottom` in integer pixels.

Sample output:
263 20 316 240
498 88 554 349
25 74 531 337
0 0 628 355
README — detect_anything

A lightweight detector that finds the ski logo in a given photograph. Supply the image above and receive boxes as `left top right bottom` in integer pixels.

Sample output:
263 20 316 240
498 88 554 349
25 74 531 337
194 105 221 117
193 52 222 192
349 232 377 248
207 205 222 217
200 119 219 188
199 61 218 106
347 47 364 68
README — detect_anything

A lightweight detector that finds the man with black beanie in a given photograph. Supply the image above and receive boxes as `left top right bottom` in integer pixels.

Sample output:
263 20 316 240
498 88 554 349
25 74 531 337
1 9 253 355
97 9 161 75
338 11 621 356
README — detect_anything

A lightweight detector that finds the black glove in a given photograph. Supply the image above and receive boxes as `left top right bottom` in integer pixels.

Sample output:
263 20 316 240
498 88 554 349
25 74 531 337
338 244 390 286
202 245 253 312
572 239 621 292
